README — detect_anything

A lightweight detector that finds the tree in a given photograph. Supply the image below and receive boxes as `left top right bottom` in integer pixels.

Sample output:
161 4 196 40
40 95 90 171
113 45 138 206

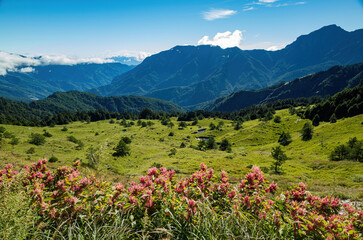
301 122 313 141
278 132 292 146
330 145 349 161
220 139 232 152
234 121 242 130
312 114 320 126
329 113 337 123
179 121 187 129
273 115 282 123
29 133 46 146
113 140 130 157
121 136 132 144
263 111 274 121
209 122 216 130
271 146 288 174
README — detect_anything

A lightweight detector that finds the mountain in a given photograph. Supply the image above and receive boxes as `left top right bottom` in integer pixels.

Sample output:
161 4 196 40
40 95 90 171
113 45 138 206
0 91 184 125
0 62 133 101
202 62 363 112
92 25 363 107
30 91 184 114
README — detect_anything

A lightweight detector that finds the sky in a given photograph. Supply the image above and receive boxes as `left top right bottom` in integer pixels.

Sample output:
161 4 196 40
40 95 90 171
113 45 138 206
0 0 363 61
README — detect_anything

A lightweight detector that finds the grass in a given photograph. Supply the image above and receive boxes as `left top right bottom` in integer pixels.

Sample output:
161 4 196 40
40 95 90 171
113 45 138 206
0 109 362 198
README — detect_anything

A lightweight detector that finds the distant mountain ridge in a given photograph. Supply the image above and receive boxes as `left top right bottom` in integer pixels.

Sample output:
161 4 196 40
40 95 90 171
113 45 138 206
30 91 184 114
202 62 363 112
0 62 133 101
92 25 363 107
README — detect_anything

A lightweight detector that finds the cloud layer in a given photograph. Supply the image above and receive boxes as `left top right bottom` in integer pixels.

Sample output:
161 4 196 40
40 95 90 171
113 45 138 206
203 9 237 21
0 51 115 75
198 30 243 49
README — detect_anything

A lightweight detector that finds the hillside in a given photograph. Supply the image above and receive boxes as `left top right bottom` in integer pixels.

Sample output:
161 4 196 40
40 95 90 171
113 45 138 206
92 25 363 107
204 62 363 112
0 62 133 101
0 92 184 125
1 109 362 199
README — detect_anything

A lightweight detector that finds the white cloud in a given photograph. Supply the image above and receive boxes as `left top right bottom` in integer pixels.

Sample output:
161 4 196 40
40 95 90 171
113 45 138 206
259 0 279 2
240 41 287 51
18 67 35 73
198 30 243 49
243 6 255 11
203 9 237 21
0 51 116 75
106 50 151 62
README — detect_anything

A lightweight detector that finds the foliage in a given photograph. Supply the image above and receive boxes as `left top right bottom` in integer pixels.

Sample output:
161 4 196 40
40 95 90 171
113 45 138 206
113 140 130 157
271 146 288 174
219 139 232 152
9 137 19 145
121 136 132 144
43 129 52 137
312 114 320 126
278 131 292 146
48 156 58 163
29 133 46 146
67 135 84 150
26 147 35 154
301 122 313 141
273 115 282 123
330 137 363 162
0 161 362 239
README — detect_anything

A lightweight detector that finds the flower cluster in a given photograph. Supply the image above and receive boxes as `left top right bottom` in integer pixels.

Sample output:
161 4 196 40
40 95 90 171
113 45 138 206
0 160 362 239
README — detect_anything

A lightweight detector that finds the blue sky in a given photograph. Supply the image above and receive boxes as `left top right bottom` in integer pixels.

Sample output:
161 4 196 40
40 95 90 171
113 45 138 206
0 0 362 59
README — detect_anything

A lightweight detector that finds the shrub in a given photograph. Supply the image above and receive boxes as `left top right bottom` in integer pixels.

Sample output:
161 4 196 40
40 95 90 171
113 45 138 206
180 142 186 148
219 139 232 152
168 148 177 157
61 126 68 131
273 115 282 123
168 132 174 137
1 161 361 239
329 113 337 123
26 147 35 154
113 140 130 157
121 136 132 144
330 137 362 162
9 137 19 145
278 132 292 146
312 114 320 126
48 156 58 163
29 133 46 146
43 130 52 138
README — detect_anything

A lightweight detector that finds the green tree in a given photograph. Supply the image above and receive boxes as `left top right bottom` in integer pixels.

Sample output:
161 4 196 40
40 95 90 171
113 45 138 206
29 133 46 146
312 114 320 126
121 136 132 144
178 121 187 128
219 139 232 152
273 115 282 123
329 113 337 123
278 132 292 146
113 140 130 157
86 147 100 168
330 145 349 161
209 122 216 130
301 122 313 141
271 146 288 174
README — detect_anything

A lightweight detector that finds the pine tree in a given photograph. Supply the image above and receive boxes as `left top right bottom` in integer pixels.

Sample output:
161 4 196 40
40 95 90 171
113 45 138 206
271 146 288 174
301 122 313 141
312 114 320 126
329 113 337 123
113 140 130 157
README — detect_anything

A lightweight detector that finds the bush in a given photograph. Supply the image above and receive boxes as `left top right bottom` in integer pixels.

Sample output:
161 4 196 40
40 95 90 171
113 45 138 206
49 156 59 163
278 132 292 146
67 135 84 150
121 136 132 144
113 140 130 157
1 161 361 239
168 132 174 137
180 142 186 148
29 133 46 146
312 114 320 126
219 139 232 152
330 137 362 162
329 113 337 123
168 148 177 157
26 147 35 154
273 115 282 123
61 126 68 131
9 137 19 145
43 130 52 138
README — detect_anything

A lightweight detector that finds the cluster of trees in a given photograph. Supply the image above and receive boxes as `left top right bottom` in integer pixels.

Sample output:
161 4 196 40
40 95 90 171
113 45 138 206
304 83 362 124
330 137 362 162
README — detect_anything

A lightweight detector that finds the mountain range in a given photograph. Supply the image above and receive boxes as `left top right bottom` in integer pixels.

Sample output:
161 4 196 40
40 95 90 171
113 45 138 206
202 62 363 112
0 63 133 101
91 25 363 108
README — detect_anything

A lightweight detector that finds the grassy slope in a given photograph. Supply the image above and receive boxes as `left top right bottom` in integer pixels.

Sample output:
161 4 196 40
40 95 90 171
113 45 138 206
0 109 362 198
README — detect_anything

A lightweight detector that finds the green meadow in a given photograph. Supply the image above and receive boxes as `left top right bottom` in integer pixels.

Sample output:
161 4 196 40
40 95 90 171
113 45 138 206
1 109 362 199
